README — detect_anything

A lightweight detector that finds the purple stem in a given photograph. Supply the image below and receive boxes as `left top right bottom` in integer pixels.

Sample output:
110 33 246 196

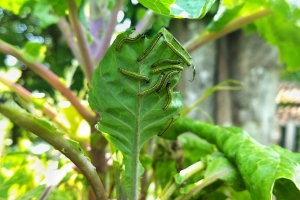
94 0 124 63
57 18 83 65
67 0 95 83
131 10 155 37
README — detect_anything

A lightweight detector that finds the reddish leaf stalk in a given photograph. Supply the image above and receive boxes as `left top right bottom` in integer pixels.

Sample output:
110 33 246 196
0 75 57 119
0 41 96 125
95 0 124 63
185 8 272 52
67 0 95 83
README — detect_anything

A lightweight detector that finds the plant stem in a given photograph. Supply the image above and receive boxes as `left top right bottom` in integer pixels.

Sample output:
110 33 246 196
0 40 96 125
181 80 242 116
0 75 70 132
95 0 124 63
57 18 83 65
160 161 206 199
67 0 95 83
0 75 56 119
184 8 272 52
130 132 140 199
129 86 143 200
131 10 155 37
0 100 108 200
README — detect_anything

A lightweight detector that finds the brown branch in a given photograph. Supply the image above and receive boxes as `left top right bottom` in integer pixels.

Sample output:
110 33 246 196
0 40 96 125
185 8 272 52
67 0 95 83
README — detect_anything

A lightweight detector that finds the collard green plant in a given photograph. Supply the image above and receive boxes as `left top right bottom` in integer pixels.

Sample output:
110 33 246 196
88 27 194 198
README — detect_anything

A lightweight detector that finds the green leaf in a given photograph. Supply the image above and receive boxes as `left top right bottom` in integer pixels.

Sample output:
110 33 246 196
57 102 91 141
179 134 215 167
20 41 47 63
138 0 216 19
89 28 193 197
152 140 179 188
205 153 245 191
166 117 300 199
0 40 46 64
206 1 264 32
47 0 67 16
33 0 60 29
206 3 245 32
0 0 38 15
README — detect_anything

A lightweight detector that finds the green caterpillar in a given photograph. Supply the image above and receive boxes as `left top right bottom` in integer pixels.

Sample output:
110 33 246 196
164 41 196 82
116 34 145 51
163 81 172 111
151 65 184 74
156 70 180 93
151 59 181 68
138 72 165 96
137 32 163 62
118 68 150 83
158 117 176 136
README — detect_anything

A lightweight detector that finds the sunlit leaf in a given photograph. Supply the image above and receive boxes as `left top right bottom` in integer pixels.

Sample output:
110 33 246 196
0 68 22 91
0 0 39 15
57 101 91 141
20 42 47 63
138 0 216 19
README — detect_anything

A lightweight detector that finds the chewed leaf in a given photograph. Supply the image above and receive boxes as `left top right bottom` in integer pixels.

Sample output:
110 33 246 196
88 28 194 195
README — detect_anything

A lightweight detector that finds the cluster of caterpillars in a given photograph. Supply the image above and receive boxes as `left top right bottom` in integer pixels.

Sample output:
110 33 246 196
116 31 193 112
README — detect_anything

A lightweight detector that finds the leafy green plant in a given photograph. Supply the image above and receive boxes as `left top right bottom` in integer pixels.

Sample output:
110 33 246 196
1 0 300 200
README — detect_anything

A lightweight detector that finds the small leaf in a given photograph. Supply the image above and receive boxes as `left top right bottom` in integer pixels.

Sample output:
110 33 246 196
138 0 216 19
20 42 47 63
33 0 60 29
